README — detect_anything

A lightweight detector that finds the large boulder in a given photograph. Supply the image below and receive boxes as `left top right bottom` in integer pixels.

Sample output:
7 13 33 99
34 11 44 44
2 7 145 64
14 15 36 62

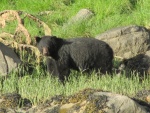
96 25 150 59
0 42 21 76
0 93 32 112
27 89 150 113
134 90 150 104
1 89 150 113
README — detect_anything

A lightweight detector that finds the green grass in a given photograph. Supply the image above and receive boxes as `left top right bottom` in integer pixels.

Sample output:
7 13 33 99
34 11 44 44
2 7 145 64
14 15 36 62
1 70 150 105
0 0 150 105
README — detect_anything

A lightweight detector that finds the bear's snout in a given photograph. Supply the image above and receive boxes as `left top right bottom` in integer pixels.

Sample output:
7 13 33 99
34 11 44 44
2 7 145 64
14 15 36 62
43 47 49 56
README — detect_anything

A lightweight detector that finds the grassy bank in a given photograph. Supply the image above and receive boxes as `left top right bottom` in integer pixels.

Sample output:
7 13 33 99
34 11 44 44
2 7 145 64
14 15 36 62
1 71 150 104
1 0 150 38
0 0 150 105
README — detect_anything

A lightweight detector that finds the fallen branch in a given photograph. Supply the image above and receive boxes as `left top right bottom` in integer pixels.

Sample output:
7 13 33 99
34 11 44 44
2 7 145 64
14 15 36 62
0 10 31 44
0 10 52 61
0 10 51 45
24 12 51 35
0 37 41 61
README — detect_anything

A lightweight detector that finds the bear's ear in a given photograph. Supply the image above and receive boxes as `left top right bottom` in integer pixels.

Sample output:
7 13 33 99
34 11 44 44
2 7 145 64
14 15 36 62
51 36 63 43
35 36 41 43
51 36 57 39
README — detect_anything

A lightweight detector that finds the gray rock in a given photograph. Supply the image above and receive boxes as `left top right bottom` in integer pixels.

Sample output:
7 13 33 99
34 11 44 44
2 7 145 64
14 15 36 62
1 89 150 113
0 93 32 113
69 9 93 22
134 90 150 104
26 89 150 113
63 9 94 27
89 92 150 113
96 25 150 59
0 42 21 76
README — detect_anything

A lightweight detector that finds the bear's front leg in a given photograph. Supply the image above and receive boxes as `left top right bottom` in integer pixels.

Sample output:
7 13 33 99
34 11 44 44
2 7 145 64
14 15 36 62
58 67 70 82
46 57 60 78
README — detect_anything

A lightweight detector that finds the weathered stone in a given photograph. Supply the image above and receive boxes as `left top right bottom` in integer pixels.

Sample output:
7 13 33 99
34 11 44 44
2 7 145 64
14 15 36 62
146 50 150 56
26 89 150 113
0 108 16 113
89 92 149 113
63 9 94 27
69 9 93 22
0 42 21 76
96 25 150 59
0 93 21 109
135 90 150 104
0 93 32 110
1 89 150 113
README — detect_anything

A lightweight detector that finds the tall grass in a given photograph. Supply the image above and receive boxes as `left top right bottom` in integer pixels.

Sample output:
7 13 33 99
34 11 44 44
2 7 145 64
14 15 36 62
1 0 150 37
0 0 150 105
1 70 150 105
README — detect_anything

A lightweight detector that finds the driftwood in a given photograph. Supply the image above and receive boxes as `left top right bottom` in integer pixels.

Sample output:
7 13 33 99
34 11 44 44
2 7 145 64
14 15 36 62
0 36 40 58
0 10 51 44
0 10 31 44
0 10 51 61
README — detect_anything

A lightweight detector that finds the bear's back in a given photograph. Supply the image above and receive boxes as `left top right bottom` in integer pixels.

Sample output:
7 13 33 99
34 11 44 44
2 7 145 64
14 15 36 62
66 37 112 54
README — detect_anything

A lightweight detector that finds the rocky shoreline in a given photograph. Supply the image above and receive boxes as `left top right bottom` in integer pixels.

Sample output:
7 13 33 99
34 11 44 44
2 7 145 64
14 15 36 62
0 88 150 113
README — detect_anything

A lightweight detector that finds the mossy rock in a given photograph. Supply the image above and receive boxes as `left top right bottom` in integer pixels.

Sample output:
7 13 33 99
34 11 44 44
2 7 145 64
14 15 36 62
0 93 21 109
41 88 102 107
134 90 150 104
0 93 32 110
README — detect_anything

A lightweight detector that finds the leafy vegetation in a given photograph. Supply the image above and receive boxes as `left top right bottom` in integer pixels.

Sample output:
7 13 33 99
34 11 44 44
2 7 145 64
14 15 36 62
0 0 150 105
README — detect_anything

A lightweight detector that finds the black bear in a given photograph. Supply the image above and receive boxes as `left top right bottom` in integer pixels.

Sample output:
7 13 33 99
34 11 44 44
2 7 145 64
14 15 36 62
118 54 150 76
35 36 114 82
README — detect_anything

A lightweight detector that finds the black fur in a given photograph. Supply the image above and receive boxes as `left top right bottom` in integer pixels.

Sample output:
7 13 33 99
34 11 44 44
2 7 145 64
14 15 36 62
36 36 114 82
118 54 150 76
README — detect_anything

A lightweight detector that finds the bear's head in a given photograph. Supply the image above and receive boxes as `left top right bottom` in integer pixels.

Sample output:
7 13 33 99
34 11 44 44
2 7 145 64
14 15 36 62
35 36 63 58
